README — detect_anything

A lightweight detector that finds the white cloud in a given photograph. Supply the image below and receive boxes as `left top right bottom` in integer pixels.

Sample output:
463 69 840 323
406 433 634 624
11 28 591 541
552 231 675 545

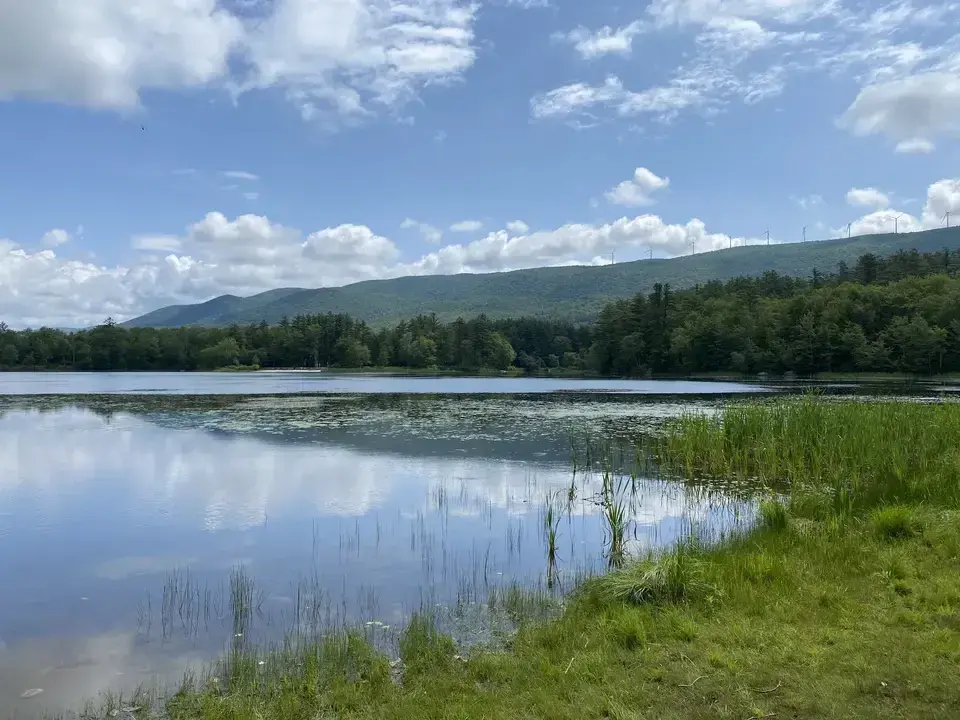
844 177 960 236
0 209 750 328
839 72 960 150
558 22 645 60
221 170 259 181
41 229 70 247
505 220 529 234
647 0 833 26
847 209 921 236
605 168 670 207
4 176 958 328
846 187 889 209
921 179 960 227
791 194 824 210
532 59 789 125
243 191 260 201
538 1 960 137
407 216 747 276
0 0 243 108
132 235 182 252
449 220 484 232
0 0 479 124
401 218 443 244
895 138 935 154
242 0 478 122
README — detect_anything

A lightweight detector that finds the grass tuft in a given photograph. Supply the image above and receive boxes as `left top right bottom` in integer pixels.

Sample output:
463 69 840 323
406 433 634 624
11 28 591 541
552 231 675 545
758 499 789 531
398 612 457 679
592 542 711 606
871 504 923 540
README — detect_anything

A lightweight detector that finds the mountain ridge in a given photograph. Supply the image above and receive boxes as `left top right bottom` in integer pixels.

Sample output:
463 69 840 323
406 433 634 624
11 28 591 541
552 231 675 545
124 226 960 328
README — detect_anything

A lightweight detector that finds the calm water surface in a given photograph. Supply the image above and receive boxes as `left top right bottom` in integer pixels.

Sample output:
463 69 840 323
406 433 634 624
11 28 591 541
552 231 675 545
0 374 948 716
0 371 768 396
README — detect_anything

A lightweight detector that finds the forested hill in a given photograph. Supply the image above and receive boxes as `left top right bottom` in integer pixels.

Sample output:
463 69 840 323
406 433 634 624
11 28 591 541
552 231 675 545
125 226 960 328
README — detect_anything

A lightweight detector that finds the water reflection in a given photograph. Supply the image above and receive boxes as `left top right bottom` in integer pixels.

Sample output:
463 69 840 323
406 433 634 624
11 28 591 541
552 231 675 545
0 371 770 396
0 394 747 717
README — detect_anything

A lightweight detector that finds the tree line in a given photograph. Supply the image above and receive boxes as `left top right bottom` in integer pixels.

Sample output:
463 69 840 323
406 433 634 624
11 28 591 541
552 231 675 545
2 248 960 376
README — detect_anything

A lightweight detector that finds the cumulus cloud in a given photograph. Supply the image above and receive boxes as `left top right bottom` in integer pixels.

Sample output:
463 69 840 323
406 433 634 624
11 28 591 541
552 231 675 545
844 177 960 237
449 220 484 233
241 0 477 121
0 208 752 328
846 187 889 209
405 215 746 276
921 179 960 226
5 176 958 328
0 0 478 123
0 0 243 108
847 209 921 236
558 22 645 59
41 229 71 247
839 72 960 151
606 168 670 207
505 220 530 234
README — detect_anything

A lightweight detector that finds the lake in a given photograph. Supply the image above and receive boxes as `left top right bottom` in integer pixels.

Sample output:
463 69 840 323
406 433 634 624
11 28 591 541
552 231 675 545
0 371 769 396
0 373 950 716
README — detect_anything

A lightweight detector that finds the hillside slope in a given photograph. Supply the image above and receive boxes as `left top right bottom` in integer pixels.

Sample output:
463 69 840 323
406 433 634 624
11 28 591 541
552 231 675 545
125 227 960 327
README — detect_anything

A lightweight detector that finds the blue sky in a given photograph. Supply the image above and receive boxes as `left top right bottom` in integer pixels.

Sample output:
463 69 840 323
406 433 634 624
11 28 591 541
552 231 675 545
1 0 959 327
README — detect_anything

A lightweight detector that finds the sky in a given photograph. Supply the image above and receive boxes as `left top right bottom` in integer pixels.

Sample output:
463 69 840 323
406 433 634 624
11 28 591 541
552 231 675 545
1 0 960 328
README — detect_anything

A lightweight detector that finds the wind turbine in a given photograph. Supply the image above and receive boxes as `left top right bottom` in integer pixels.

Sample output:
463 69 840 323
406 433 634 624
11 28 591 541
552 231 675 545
764 227 771 246
944 211 952 228
847 222 852 238
802 225 807 242
894 213 903 234
648 247 654 260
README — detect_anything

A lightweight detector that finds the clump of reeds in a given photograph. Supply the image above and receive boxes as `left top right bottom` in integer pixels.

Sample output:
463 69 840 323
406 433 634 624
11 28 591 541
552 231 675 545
656 396 960 517
592 541 710 606
543 490 562 588
758 499 789 531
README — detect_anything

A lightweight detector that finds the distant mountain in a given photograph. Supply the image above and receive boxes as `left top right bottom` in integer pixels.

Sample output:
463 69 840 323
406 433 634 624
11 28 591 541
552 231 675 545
124 227 960 328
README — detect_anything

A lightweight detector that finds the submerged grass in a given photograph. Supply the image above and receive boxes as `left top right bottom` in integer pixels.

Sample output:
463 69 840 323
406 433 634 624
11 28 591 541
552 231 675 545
91 399 960 718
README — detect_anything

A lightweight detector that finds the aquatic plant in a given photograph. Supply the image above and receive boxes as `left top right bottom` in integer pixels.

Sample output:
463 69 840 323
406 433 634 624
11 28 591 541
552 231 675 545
657 395 960 516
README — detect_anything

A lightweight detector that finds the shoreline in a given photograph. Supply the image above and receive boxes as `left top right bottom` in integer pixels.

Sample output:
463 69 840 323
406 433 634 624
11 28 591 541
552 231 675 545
2 366 960 383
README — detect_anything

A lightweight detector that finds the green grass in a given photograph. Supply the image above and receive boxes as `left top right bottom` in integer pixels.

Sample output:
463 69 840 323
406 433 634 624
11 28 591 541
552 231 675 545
657 395 960 516
85 398 960 718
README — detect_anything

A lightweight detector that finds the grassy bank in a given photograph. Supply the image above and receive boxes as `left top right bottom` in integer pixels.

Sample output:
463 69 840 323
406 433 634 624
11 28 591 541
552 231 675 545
106 399 960 719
